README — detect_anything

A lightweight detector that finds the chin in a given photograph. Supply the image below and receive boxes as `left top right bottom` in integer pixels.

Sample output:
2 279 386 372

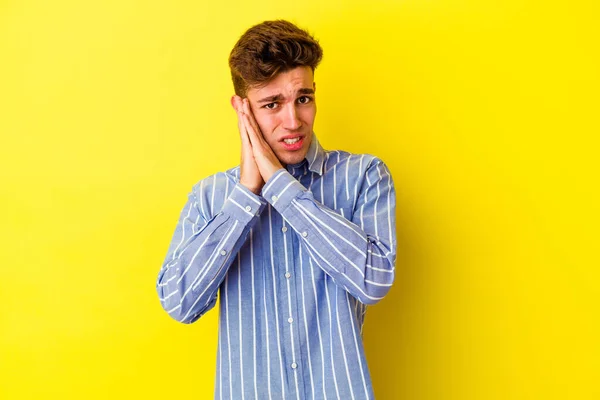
279 153 307 166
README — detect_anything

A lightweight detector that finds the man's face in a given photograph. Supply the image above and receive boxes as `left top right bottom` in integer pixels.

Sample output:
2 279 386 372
246 66 316 167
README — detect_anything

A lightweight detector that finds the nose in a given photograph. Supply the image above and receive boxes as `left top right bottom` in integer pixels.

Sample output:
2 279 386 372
282 103 301 131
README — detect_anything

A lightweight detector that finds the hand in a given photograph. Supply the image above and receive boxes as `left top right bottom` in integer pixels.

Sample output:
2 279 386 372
232 96 264 194
241 98 283 183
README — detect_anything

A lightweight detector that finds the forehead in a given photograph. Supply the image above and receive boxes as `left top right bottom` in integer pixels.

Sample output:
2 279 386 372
248 66 314 99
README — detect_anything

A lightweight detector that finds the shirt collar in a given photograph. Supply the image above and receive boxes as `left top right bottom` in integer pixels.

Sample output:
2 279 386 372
305 133 326 175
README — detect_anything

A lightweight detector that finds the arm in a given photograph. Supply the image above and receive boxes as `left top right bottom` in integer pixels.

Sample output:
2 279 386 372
261 158 397 305
238 96 396 305
156 96 268 324
156 178 266 324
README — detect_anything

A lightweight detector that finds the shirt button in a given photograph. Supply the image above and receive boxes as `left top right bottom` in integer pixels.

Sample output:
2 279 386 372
302 231 308 237
220 250 227 256
281 226 288 233
288 317 293 323
284 272 291 279
245 205 252 212
271 195 278 202
291 362 298 369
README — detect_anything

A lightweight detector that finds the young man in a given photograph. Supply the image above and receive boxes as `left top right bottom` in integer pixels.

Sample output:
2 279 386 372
156 20 397 399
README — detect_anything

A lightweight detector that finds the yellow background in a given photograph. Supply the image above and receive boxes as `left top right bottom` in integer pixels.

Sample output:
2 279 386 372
1 0 598 398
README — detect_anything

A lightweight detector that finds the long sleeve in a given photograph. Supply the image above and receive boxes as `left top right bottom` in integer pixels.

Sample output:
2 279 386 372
261 157 397 305
156 175 267 324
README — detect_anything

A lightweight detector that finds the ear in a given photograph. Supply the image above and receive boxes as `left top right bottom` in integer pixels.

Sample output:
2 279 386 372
230 95 242 112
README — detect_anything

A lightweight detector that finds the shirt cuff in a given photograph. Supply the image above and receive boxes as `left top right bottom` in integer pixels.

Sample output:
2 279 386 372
221 183 267 224
261 169 307 213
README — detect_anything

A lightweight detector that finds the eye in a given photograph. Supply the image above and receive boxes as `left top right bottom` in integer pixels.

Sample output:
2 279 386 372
297 96 313 104
263 102 279 110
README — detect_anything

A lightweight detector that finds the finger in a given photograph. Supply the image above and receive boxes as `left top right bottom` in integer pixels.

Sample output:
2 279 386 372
233 95 243 113
236 109 246 140
242 111 262 149
236 110 254 159
237 109 246 137
239 118 254 158
243 99 265 143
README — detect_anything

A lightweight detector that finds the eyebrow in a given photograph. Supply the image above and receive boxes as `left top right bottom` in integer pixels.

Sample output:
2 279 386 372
256 88 315 104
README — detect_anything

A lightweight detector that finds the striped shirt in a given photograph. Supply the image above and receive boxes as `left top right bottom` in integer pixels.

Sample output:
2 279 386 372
156 134 397 399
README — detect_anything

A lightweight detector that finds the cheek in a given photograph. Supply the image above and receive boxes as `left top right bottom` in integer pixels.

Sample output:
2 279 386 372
301 107 316 123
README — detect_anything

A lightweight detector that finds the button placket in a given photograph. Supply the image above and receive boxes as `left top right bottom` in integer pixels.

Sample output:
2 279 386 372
276 209 306 392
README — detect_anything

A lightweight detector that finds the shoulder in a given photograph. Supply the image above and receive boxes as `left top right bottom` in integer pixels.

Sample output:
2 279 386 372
324 149 388 174
190 166 240 198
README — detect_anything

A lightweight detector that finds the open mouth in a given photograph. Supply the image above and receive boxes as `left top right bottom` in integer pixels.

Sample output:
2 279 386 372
280 136 304 151
283 137 301 145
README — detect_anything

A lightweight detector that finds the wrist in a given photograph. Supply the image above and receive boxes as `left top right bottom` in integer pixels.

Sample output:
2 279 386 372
263 165 284 183
240 179 263 195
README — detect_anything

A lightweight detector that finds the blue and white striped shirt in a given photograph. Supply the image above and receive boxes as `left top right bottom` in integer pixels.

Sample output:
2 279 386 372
156 135 397 399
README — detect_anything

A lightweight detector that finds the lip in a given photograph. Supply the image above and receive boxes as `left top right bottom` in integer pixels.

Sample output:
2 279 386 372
280 135 304 151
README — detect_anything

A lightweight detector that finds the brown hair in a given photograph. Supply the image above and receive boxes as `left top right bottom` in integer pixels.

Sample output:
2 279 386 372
228 20 323 97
